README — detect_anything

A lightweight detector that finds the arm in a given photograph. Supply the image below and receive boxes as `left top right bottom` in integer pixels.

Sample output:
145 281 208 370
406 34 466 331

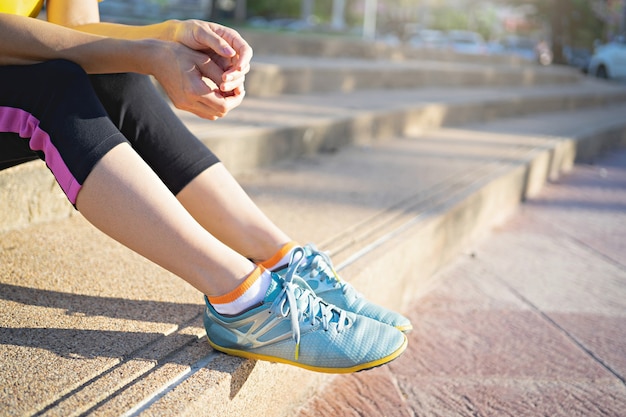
46 0 252 94
47 3 178 41
0 12 156 74
0 6 244 119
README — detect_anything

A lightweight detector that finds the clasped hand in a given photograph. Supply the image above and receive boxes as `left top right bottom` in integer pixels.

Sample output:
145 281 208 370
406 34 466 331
155 20 252 120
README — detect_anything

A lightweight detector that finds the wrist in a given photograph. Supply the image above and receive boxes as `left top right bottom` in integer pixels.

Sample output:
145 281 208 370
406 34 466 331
128 38 169 76
160 19 183 42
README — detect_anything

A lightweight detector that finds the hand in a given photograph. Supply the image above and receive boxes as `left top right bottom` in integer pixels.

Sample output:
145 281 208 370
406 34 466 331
149 40 245 120
171 20 252 94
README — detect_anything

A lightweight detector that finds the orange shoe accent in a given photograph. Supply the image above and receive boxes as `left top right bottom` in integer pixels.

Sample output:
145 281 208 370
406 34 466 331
209 266 264 305
259 241 299 270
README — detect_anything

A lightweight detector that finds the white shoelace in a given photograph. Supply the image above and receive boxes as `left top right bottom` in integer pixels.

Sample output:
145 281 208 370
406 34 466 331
270 247 349 360
303 244 353 296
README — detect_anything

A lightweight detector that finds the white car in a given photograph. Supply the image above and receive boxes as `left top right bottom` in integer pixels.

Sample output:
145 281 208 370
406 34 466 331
588 37 626 80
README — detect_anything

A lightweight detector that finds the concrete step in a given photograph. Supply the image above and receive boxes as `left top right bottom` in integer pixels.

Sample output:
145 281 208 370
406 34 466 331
176 78 626 175
245 55 581 97
239 30 540 67
1 104 625 417
3 78 625 233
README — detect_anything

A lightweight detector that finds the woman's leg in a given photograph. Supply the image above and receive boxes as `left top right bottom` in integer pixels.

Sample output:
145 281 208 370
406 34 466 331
1 61 409 374
89 72 292 264
0 60 255 297
176 164 292 263
75 143 255 297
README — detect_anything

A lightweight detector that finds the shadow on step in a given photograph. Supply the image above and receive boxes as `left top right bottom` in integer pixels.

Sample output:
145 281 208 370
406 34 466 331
0 282 204 361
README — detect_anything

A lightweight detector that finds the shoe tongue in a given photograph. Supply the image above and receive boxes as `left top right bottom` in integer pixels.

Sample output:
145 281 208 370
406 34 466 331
264 273 285 302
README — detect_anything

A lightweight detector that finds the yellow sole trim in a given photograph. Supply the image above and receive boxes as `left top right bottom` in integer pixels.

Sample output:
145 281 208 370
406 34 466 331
206 334 408 374
396 323 413 333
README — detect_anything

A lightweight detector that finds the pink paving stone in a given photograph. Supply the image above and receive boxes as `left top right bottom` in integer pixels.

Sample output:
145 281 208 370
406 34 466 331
548 313 626 380
521 156 626 268
389 282 611 381
295 366 412 417
397 378 626 417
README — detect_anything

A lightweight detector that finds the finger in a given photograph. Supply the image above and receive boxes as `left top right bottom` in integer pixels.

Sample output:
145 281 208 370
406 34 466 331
220 75 245 93
230 37 253 71
223 62 250 80
221 66 246 83
183 94 225 120
205 51 232 71
209 23 253 70
221 63 250 92
195 57 226 86
193 22 236 58
195 88 243 118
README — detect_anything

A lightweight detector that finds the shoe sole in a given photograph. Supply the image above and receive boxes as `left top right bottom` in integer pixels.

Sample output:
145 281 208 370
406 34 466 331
397 324 413 333
206 333 408 374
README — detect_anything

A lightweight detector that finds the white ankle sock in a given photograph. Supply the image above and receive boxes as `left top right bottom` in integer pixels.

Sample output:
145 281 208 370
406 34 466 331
259 241 300 271
208 266 272 316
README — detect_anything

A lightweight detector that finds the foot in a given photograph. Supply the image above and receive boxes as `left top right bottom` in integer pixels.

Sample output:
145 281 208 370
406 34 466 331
203 248 407 373
279 243 413 333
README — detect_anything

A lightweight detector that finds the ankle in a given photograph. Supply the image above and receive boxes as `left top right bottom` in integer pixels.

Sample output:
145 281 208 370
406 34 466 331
258 241 300 271
208 266 272 315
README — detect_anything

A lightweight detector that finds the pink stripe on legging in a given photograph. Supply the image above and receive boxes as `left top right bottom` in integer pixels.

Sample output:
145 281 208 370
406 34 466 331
0 106 81 203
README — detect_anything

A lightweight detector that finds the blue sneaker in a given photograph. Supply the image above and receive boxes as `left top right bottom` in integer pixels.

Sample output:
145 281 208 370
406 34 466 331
284 244 413 333
203 248 407 373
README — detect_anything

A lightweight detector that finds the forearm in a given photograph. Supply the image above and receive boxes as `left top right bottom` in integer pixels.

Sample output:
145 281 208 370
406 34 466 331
71 20 179 42
46 0 177 40
0 13 161 75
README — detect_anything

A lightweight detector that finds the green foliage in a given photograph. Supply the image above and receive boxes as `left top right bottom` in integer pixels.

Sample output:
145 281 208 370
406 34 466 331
474 6 499 40
246 0 301 19
428 3 498 40
430 7 469 32
245 0 339 23
313 0 333 23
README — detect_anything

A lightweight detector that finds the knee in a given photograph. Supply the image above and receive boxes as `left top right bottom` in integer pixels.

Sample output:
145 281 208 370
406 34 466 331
42 59 88 82
37 59 95 97
92 72 155 95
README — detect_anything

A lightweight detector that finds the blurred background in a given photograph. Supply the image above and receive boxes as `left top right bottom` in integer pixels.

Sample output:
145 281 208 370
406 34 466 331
98 0 626 77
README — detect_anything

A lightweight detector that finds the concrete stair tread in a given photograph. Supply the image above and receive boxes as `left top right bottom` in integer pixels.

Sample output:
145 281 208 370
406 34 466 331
174 79 626 173
251 54 571 71
245 55 582 96
186 78 626 132
238 30 546 67
1 78 625 230
2 104 625 416
236 103 626 263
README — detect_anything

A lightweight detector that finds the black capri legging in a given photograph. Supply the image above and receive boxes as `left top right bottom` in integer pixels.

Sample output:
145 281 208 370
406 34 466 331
0 59 220 205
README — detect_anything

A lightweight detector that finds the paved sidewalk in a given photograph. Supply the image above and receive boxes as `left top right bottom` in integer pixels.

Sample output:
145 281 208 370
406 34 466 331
296 148 626 417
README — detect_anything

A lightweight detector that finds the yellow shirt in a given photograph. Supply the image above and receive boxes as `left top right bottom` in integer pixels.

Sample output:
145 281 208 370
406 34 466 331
0 0 45 17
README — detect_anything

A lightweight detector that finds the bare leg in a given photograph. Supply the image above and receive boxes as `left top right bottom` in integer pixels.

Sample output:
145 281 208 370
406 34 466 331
176 163 292 263
75 143 255 297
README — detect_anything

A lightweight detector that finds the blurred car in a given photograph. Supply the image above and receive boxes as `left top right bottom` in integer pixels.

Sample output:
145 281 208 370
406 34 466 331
409 29 449 50
447 30 487 55
501 36 536 61
563 46 591 73
588 37 626 79
500 36 552 65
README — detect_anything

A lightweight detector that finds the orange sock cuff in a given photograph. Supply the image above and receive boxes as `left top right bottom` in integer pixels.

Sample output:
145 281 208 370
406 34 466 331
208 265 264 305
259 241 299 270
